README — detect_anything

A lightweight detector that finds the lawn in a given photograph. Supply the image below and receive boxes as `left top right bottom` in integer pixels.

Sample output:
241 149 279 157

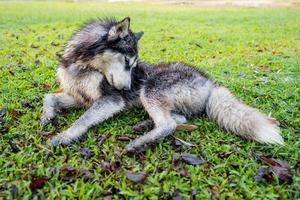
0 1 300 199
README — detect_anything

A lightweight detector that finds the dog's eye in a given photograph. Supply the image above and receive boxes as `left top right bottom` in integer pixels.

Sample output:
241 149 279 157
125 57 129 64
125 57 130 70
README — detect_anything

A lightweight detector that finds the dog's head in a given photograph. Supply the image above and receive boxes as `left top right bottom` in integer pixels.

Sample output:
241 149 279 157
61 17 144 90
102 17 143 90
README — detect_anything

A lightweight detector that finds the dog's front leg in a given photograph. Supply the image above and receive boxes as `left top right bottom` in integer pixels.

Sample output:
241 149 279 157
50 95 125 146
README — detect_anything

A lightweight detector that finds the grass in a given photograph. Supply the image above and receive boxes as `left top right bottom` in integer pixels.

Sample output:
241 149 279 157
0 1 300 199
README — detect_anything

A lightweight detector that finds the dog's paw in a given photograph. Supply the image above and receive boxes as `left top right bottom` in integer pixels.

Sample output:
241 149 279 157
40 115 53 127
49 133 72 146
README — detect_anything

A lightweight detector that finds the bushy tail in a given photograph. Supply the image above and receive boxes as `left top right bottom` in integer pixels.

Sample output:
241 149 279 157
206 86 284 145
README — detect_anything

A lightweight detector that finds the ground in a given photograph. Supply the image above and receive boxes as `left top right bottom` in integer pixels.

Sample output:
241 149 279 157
0 1 300 199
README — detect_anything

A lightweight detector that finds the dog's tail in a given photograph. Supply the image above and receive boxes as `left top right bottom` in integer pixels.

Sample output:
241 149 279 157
205 86 284 145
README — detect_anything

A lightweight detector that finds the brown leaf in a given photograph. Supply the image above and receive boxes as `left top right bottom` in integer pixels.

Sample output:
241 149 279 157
176 124 198 132
97 133 111 146
59 166 78 181
126 170 147 183
116 135 132 142
257 155 293 184
253 167 274 183
217 151 232 159
101 161 111 174
30 176 49 190
41 83 50 91
172 153 181 170
104 195 113 200
53 88 64 94
133 120 153 133
179 169 190 178
81 169 94 181
34 59 41 65
30 44 39 49
51 41 59 46
208 186 220 199
182 153 207 165
11 109 22 120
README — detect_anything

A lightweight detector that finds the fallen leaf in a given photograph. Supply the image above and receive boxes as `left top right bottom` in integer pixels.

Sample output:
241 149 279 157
172 153 181 170
179 169 190 178
21 101 34 108
182 153 206 165
132 120 153 133
97 133 111 146
81 169 94 181
173 189 182 200
199 150 206 158
104 195 113 200
0 108 7 121
30 176 49 190
296 156 300 169
79 148 92 159
116 135 132 142
34 59 41 65
31 82 38 87
11 185 17 199
217 151 232 159
231 164 239 169
194 43 202 48
53 88 64 94
30 44 39 48
239 73 246 78
41 83 50 91
208 186 220 199
11 109 22 120
60 166 78 181
8 141 20 153
176 124 198 132
257 155 293 184
101 161 111 174
172 136 196 147
190 187 198 200
253 167 273 183
126 170 147 183
51 41 59 46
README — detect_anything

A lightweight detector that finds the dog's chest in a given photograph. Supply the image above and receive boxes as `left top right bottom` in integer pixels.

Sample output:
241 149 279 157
57 67 103 105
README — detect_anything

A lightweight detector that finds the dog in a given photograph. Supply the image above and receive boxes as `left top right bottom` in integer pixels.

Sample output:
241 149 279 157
41 17 284 152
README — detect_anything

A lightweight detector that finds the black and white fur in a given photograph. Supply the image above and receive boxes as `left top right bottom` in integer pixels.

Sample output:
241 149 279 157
41 17 284 152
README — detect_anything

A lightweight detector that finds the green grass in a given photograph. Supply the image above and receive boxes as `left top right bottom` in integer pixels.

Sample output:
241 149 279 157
0 1 300 199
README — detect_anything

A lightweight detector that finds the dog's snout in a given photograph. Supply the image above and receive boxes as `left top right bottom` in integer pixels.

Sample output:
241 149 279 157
124 85 131 91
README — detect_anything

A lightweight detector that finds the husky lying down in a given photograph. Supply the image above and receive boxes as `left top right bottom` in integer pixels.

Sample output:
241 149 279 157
41 17 284 152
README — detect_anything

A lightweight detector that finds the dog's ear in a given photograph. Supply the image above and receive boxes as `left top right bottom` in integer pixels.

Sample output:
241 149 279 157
134 31 144 41
108 17 130 41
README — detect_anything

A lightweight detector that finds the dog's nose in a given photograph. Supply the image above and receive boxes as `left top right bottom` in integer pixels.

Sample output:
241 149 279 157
124 85 131 91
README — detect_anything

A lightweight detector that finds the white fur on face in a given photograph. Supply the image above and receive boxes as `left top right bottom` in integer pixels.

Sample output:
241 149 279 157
90 51 136 90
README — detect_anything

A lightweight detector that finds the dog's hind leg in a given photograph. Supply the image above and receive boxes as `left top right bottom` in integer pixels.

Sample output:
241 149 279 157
50 95 125 146
133 113 187 133
41 93 79 126
126 95 177 152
